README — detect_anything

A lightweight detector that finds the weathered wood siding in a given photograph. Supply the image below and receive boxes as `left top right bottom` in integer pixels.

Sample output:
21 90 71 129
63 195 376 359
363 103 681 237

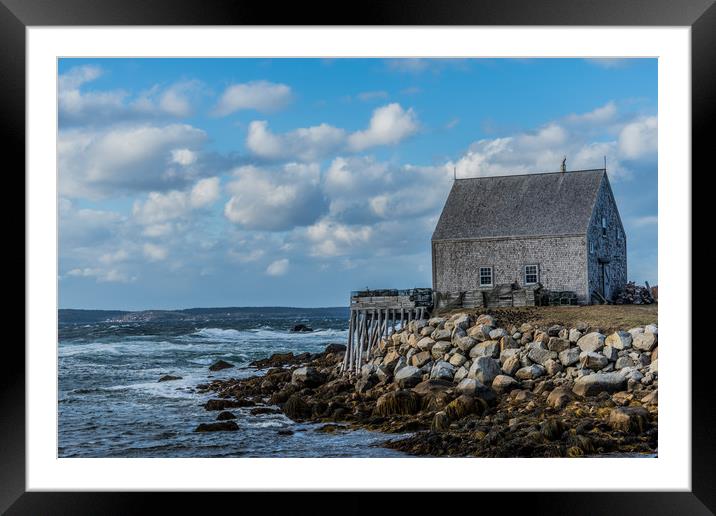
586 174 627 301
432 234 589 303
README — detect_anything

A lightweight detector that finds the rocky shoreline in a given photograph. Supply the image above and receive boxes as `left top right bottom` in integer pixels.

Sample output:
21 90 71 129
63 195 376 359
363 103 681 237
194 312 658 457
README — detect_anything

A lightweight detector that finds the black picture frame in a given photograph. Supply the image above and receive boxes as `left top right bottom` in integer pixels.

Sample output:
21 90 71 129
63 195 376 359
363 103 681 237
4 0 711 513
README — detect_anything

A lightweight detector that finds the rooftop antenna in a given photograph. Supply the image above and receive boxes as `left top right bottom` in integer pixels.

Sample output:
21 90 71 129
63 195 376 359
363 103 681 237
453 166 457 181
560 156 567 173
604 155 607 171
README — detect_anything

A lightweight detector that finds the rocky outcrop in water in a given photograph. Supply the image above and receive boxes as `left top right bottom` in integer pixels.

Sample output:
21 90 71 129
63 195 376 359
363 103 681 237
195 312 657 457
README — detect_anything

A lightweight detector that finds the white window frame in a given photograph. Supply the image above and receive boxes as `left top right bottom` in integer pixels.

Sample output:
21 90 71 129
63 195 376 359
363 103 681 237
524 264 539 285
601 216 608 237
589 240 595 254
479 266 493 287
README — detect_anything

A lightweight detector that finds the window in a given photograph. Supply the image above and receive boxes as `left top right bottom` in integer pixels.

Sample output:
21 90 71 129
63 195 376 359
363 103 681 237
589 240 595 254
524 264 539 284
601 216 607 237
479 267 493 287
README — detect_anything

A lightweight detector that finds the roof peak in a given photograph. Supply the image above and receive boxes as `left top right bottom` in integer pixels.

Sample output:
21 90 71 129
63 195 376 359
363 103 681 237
455 168 605 181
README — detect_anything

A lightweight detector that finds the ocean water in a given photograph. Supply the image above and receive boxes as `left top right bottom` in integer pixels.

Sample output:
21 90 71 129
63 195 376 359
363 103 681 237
58 311 409 458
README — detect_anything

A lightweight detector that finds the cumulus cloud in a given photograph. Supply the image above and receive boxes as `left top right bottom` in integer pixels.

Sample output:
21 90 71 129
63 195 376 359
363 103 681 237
357 90 389 102
213 81 292 116
132 177 220 226
347 103 419 151
618 116 657 159
265 258 289 276
224 163 327 231
143 243 168 261
59 123 208 198
243 103 419 161
59 66 203 125
246 121 346 161
66 267 135 283
566 101 617 125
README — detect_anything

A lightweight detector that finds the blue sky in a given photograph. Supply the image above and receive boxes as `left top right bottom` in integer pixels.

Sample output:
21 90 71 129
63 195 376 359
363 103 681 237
58 58 658 310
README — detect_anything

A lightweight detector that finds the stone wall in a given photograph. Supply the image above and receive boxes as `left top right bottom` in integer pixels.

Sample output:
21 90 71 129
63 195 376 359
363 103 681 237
432 234 589 303
586 175 627 301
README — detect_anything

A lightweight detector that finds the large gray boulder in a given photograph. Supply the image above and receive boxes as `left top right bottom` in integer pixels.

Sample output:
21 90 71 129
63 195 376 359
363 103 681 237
416 337 436 351
633 333 657 352
515 364 546 380
527 347 554 366
431 340 452 360
292 366 324 387
456 378 496 404
454 335 477 352
502 354 521 376
605 331 632 350
431 328 452 341
572 372 627 396
468 356 501 385
430 361 456 381
492 374 520 394
577 332 606 353
469 340 500 359
579 351 608 371
547 337 570 352
395 366 423 388
559 347 581 367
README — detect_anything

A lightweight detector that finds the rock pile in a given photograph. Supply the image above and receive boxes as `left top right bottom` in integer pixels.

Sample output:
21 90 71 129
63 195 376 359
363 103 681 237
613 282 655 304
364 313 658 400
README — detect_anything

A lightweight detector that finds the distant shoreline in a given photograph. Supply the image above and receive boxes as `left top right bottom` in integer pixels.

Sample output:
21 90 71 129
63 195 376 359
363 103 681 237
58 306 350 324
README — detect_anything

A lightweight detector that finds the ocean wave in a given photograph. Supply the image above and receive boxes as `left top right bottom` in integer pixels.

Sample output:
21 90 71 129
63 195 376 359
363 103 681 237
188 326 348 343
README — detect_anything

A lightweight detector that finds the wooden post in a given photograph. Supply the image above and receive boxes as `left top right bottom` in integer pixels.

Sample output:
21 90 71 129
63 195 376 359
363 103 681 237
343 309 354 373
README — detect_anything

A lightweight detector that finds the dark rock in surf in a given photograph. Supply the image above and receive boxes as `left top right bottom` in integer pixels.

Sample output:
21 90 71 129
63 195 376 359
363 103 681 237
158 375 182 382
194 421 239 432
216 411 236 421
209 360 235 371
290 324 313 333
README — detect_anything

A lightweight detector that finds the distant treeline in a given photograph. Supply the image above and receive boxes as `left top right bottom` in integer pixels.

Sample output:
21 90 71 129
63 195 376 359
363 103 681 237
59 306 350 324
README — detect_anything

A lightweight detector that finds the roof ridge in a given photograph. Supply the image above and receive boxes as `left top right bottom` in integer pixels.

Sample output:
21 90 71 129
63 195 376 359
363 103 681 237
455 168 605 181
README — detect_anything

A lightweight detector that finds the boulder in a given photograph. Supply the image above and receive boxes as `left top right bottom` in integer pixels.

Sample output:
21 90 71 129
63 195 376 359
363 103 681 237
500 335 520 351
394 356 408 374
645 324 658 335
454 365 470 383
418 337 435 351
489 328 509 340
451 313 473 331
428 317 446 328
431 328 452 341
324 343 347 354
609 406 650 433
467 324 492 341
158 375 182 382
410 350 432 368
454 335 477 352
468 356 501 385
469 340 500 359
502 354 521 376
430 361 456 381
572 372 627 396
209 359 235 371
579 351 608 371
282 395 313 420
475 314 496 327
194 421 239 432
602 345 619 362
292 366 324 387
420 326 436 337
577 332 605 353
204 399 251 411
216 411 236 421
375 365 392 383
547 325 563 337
395 366 423 388
431 341 452 360
355 374 378 394
633 333 657 352
374 389 421 416
559 347 581 367
492 374 520 394
547 387 572 409
649 359 658 374
445 394 484 420
615 356 634 370
641 389 658 405
605 331 632 350
527 347 553 366
431 411 451 432
544 358 563 376
499 348 520 364
448 353 467 368
547 337 570 352
568 328 582 343
290 324 313 333
515 364 545 380
382 350 401 370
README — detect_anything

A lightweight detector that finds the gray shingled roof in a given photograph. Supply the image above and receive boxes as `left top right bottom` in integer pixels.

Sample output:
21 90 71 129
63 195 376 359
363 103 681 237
432 169 606 241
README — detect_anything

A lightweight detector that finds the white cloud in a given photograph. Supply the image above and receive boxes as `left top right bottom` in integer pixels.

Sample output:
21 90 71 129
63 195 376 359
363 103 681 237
170 148 198 166
132 177 220 225
244 103 420 161
566 101 617 125
630 215 658 227
348 103 419 151
246 120 346 161
213 81 292 116
586 58 630 69
266 258 289 276
143 243 168 261
59 123 207 198
59 66 202 125
618 116 657 159
66 267 134 283
357 90 389 102
224 163 326 231
304 220 373 257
